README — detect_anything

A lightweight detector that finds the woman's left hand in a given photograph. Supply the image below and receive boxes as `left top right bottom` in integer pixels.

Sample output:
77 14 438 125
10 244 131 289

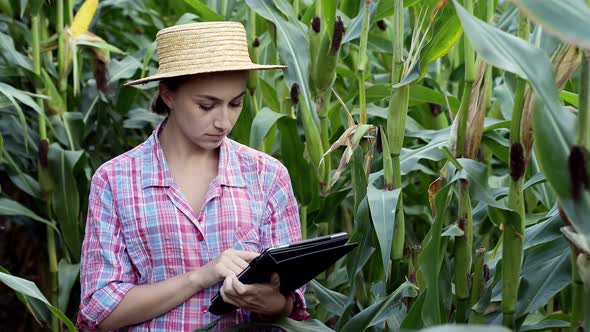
219 272 292 317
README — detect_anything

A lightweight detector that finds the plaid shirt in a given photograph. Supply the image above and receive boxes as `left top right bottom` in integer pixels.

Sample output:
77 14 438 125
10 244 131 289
76 120 308 331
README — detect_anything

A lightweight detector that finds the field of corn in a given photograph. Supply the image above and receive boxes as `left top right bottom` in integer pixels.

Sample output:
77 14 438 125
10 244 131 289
0 0 589 331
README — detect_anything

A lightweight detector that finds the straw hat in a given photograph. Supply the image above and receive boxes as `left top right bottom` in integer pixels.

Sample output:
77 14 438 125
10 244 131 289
124 21 287 86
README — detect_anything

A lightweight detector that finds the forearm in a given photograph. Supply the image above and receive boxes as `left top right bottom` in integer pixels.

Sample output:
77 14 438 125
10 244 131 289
98 268 207 331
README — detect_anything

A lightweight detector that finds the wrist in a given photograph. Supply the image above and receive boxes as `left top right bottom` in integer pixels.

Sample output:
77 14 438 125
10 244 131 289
188 267 211 291
280 293 294 317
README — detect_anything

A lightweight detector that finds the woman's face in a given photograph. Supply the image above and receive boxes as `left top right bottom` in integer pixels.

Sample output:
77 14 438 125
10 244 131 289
160 70 248 151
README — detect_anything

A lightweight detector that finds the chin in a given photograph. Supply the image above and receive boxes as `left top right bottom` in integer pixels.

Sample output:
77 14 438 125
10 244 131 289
194 139 223 150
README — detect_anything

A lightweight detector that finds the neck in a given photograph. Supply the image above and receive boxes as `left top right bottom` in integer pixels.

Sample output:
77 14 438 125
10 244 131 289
158 116 219 165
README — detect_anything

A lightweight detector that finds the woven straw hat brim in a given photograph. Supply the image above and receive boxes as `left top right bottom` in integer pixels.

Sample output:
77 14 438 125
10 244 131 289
124 21 287 87
124 63 287 86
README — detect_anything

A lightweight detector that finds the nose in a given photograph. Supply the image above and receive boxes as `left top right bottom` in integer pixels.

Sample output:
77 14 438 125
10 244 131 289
213 105 232 133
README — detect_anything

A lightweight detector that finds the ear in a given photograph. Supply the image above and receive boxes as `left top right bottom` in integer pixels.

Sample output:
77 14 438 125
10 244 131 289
159 83 174 110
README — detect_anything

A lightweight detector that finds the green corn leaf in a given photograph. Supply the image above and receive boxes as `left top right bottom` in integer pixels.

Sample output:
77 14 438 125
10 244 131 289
8 173 41 199
0 272 77 331
223 318 335 332
342 0 379 44
0 197 59 232
0 265 50 325
560 90 578 107
108 55 143 85
184 0 224 21
246 0 314 119
308 279 350 316
347 196 376 280
367 172 401 279
249 107 286 149
418 183 453 326
58 260 80 313
259 78 281 112
520 320 571 332
48 143 84 261
75 38 125 54
0 32 34 71
418 325 512 332
41 69 65 115
510 0 590 49
448 158 507 209
365 84 461 113
417 2 463 80
515 238 571 318
340 281 418 332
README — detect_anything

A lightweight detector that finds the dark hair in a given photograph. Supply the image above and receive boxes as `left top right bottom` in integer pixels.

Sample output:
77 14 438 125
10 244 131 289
150 75 192 115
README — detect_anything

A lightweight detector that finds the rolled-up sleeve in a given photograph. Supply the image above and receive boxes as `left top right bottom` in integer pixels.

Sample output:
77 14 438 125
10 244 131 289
260 163 309 321
76 170 137 331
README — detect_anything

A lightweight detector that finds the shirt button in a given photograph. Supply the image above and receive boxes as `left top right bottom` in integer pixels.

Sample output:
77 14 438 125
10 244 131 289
201 305 208 313
197 233 204 242
197 216 203 222
168 268 175 274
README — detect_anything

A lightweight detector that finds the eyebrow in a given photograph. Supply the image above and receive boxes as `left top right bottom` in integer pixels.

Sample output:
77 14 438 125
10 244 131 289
194 90 246 103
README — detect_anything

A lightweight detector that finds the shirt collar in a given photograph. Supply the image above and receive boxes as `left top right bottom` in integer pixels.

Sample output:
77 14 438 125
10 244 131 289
142 118 246 189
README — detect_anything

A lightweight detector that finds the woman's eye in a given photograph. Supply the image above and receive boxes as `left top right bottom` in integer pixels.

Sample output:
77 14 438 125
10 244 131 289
199 104 214 111
230 101 243 108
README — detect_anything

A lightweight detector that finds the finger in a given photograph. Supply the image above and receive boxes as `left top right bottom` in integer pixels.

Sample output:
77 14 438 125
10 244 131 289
232 256 250 271
231 274 249 296
225 261 244 276
270 272 280 286
216 265 234 279
222 274 235 296
223 276 251 308
235 250 260 262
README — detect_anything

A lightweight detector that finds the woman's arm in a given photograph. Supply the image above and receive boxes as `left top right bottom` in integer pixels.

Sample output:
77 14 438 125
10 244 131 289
98 249 259 331
97 268 204 331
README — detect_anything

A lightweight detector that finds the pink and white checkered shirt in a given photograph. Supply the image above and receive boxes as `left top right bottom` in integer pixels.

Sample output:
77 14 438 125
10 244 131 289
76 120 308 331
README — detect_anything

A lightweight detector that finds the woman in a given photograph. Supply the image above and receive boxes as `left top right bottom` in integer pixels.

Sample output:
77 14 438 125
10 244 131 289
76 21 308 331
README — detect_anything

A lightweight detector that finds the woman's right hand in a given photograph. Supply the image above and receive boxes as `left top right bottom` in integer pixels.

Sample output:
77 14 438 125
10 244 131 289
198 249 259 289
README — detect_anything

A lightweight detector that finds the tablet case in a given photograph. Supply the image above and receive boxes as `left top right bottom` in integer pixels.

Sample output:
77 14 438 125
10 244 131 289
208 232 357 315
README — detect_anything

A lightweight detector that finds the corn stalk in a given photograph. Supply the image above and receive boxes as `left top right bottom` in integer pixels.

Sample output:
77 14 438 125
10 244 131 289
452 0 477 323
32 2 59 331
58 0 67 112
311 7 344 190
502 13 529 328
291 84 325 185
386 0 408 291
358 0 371 125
